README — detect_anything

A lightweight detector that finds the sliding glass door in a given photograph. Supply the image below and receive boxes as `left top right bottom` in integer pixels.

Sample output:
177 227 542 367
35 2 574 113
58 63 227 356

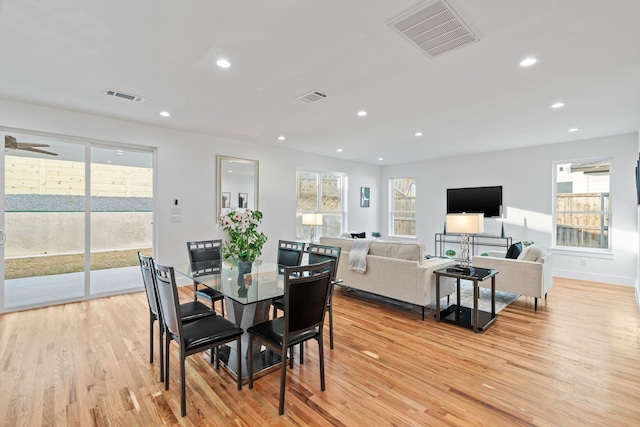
1 131 154 312
89 146 153 296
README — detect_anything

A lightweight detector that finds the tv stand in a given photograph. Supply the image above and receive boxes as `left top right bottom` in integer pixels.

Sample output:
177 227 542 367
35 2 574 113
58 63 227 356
435 233 512 258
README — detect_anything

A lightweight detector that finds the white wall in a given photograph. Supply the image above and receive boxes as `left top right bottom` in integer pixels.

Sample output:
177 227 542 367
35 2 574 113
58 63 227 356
2 97 637 288
0 98 380 266
381 133 638 287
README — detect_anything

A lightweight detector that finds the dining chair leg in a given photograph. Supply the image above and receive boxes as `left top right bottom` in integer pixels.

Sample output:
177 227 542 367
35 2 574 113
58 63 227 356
278 345 288 415
236 336 242 390
180 350 187 417
248 337 254 389
159 322 165 382
299 343 304 365
220 300 225 317
319 336 326 391
149 313 154 363
164 336 171 391
329 306 334 349
288 346 294 369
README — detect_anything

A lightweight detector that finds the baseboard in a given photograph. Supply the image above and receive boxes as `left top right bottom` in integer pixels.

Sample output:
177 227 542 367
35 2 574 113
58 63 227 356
553 268 635 287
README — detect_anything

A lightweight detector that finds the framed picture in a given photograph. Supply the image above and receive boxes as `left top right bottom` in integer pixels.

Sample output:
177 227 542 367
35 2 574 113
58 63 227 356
360 187 370 208
239 193 248 208
221 192 231 208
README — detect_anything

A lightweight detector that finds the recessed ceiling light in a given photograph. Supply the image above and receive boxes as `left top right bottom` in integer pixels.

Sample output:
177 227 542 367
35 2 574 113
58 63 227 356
568 128 579 132
520 57 537 67
216 59 231 68
378 157 384 161
357 110 367 117
551 102 565 109
160 111 170 117
415 132 423 137
278 136 285 141
337 149 343 152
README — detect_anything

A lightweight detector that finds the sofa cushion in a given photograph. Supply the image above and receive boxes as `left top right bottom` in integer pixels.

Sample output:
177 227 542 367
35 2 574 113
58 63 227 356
505 242 523 259
518 243 547 262
319 237 424 262
351 232 366 239
368 240 423 261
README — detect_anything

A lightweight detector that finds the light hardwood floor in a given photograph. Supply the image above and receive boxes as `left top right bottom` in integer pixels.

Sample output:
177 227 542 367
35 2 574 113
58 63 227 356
1 277 639 426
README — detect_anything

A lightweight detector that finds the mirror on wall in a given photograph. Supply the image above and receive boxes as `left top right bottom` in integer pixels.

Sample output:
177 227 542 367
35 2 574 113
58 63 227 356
217 155 259 220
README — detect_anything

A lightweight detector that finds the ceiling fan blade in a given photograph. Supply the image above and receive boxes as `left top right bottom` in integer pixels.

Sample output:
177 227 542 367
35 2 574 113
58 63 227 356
4 135 58 156
21 147 58 156
16 142 53 148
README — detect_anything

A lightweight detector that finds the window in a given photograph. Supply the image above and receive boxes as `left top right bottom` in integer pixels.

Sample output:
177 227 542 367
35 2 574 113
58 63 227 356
390 177 416 237
296 170 345 240
553 158 610 250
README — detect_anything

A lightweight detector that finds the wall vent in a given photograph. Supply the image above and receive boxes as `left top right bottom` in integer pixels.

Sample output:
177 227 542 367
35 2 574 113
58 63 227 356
296 90 329 104
388 0 479 59
104 89 145 103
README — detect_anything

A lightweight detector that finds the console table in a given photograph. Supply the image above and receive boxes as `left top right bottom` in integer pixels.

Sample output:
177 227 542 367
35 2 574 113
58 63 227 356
434 266 498 333
435 233 512 259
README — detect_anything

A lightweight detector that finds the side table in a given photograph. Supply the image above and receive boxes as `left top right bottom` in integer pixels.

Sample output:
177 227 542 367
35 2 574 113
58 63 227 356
434 266 499 333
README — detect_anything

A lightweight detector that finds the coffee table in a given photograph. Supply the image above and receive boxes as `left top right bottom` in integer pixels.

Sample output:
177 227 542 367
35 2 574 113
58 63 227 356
434 266 499 333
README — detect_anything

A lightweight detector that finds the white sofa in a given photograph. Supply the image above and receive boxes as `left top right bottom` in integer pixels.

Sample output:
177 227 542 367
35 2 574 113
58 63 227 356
472 243 553 310
319 237 457 319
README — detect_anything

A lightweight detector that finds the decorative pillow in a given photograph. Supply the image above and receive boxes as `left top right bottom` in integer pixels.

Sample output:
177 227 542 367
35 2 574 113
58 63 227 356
351 232 366 239
518 243 546 261
505 242 523 259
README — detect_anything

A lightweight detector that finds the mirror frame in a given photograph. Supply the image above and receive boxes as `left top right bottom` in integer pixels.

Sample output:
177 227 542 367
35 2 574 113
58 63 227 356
217 155 259 220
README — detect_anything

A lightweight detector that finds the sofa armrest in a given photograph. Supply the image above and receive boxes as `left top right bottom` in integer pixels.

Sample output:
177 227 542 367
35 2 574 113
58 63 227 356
472 256 546 298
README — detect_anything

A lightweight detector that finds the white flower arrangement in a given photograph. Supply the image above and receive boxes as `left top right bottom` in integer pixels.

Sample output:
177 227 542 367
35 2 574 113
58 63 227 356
218 208 267 262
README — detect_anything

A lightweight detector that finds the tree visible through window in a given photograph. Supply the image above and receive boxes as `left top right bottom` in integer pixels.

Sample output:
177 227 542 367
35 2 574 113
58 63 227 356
390 177 416 237
296 170 345 239
553 158 610 250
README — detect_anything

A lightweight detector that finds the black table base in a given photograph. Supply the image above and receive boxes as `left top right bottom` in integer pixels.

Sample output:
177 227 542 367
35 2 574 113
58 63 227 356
437 304 497 332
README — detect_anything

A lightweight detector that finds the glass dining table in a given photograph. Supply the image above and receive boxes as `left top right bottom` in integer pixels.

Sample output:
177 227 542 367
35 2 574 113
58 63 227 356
173 259 286 381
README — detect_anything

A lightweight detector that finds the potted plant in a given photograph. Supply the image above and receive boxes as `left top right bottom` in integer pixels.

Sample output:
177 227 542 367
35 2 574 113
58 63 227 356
219 208 268 271
445 249 456 258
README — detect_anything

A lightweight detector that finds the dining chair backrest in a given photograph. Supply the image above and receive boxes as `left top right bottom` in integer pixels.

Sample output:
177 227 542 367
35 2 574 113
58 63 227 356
277 240 305 267
138 252 160 317
153 261 183 340
187 240 223 263
284 261 333 335
307 243 341 282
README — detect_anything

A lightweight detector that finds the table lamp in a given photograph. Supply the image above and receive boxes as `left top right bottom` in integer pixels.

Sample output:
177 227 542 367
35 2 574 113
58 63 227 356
446 212 484 274
302 213 323 242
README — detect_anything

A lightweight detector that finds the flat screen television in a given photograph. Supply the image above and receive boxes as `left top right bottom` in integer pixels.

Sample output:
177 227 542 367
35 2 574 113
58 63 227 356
447 185 503 217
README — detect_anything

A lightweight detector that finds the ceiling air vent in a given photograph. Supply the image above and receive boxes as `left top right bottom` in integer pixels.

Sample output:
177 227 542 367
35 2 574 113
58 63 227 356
104 89 145 103
296 90 329 104
388 0 479 59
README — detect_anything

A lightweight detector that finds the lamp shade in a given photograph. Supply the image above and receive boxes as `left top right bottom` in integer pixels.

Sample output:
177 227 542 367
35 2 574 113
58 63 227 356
302 213 323 226
446 213 484 234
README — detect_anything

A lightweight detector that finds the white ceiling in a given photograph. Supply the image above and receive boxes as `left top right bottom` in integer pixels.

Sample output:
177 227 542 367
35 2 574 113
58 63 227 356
1 0 639 165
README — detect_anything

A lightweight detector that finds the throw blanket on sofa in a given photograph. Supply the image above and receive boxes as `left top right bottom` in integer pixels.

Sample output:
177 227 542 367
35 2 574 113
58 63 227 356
348 239 371 273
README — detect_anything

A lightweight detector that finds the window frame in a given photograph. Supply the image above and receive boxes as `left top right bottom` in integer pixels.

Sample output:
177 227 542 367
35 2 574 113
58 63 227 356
389 176 416 238
552 156 612 254
295 169 346 240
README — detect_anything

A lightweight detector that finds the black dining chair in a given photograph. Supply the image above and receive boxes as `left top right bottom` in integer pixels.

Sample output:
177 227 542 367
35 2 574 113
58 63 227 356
247 260 334 415
186 240 226 317
138 252 215 382
153 261 244 417
307 243 341 350
271 240 306 318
